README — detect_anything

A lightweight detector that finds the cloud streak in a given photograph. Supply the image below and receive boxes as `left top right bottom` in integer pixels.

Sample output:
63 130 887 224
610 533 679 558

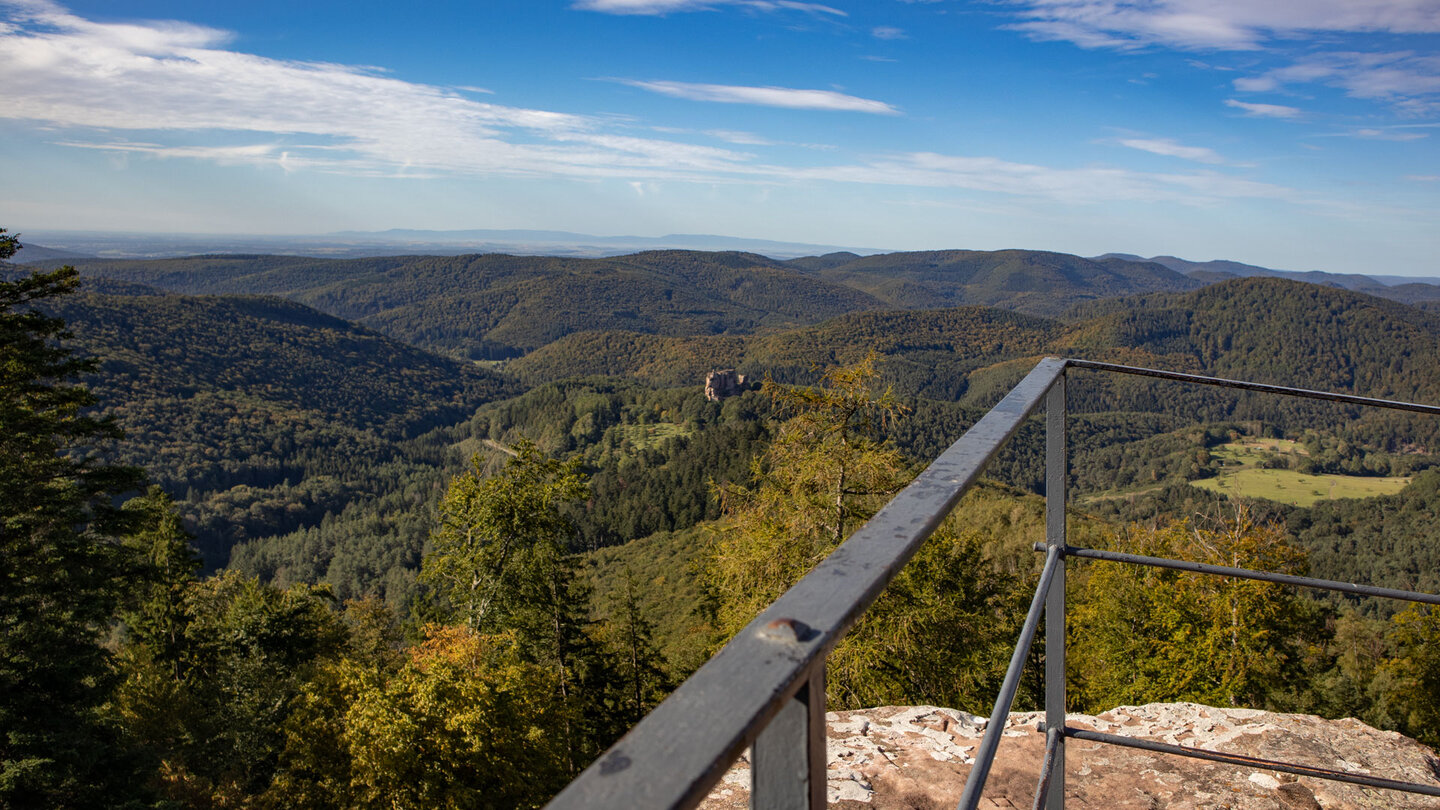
781 152 1306 207
1117 137 1230 164
572 0 844 16
618 80 901 114
1225 99 1302 118
1236 52 1440 114
1006 1 1440 115
1007 0 1440 52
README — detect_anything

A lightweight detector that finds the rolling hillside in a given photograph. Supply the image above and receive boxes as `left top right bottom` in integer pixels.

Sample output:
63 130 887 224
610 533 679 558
53 251 885 359
46 285 516 565
28 251 1440 581
516 277 1440 446
1099 252 1440 309
510 306 1058 401
47 247 1226 359
791 249 1201 316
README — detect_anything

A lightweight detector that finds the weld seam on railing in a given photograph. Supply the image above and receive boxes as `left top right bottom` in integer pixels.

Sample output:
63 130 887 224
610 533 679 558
956 544 1063 810
545 357 1069 810
1062 545 1440 606
1030 725 1063 810
1067 359 1440 416
1059 727 1440 797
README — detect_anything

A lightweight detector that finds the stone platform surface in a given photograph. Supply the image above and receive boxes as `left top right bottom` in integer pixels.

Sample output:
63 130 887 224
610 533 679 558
700 702 1440 809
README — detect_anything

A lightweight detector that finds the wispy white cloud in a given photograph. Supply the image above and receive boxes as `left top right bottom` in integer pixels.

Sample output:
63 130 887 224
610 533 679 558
872 26 907 40
618 79 902 114
1006 0 1440 52
1406 174 1440 181
1236 52 1440 114
1232 76 1277 92
706 129 778 145
782 152 1306 206
1007 1 1440 115
572 0 844 16
654 125 836 149
0 0 776 181
1117 137 1230 164
1351 128 1429 141
1225 99 1302 118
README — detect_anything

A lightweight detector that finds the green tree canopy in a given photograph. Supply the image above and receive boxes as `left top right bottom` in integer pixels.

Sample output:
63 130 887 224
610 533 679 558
270 626 571 810
709 355 1026 711
419 442 624 773
710 354 910 636
1382 605 1440 748
1069 507 1318 711
420 441 588 635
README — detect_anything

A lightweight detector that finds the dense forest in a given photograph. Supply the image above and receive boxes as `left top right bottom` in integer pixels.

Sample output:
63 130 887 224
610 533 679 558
7 233 1440 808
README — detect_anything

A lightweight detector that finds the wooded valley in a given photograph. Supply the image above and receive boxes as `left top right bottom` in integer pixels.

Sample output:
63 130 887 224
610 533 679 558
6 232 1440 808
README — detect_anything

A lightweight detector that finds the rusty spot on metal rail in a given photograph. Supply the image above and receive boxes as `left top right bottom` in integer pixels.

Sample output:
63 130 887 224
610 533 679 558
759 617 816 643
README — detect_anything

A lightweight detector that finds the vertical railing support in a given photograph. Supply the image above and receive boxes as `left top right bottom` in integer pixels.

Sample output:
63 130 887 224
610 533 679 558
1044 374 1067 810
752 666 826 810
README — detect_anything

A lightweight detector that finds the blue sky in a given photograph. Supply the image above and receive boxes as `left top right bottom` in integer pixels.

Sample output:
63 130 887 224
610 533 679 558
2 0 1438 274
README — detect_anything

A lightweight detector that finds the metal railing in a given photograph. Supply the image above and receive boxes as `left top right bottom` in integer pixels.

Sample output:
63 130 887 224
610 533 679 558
547 357 1440 810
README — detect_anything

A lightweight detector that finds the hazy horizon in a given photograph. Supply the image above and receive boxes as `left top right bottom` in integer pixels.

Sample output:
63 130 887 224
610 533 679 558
3 0 1438 276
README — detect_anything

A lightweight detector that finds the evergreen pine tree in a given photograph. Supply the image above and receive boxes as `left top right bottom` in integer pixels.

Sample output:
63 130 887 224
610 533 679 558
0 230 148 806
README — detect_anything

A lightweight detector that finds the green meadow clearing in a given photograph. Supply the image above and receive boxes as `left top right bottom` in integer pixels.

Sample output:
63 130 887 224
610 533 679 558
1190 439 1411 507
611 421 692 451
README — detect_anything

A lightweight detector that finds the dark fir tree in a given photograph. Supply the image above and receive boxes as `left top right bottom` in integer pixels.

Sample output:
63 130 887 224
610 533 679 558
0 230 147 807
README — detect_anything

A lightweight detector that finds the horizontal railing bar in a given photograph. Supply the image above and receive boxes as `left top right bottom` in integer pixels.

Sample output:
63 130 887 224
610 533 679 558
1059 727 1440 797
1067 359 1440 416
1059 544 1440 606
545 357 1069 810
957 545 1062 810
1031 726 1062 810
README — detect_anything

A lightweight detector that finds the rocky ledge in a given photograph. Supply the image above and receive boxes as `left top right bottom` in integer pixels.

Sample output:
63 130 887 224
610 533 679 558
700 703 1440 809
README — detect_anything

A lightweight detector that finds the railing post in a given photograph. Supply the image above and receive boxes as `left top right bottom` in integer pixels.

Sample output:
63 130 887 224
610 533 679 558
752 666 826 810
1044 373 1067 810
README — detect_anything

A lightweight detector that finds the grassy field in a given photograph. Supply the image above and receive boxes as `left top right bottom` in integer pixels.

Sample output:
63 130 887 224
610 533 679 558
611 421 692 452
1191 439 1411 507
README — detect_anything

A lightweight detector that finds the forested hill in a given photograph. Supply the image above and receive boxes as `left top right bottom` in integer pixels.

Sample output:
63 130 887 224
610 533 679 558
1098 252 1440 310
1061 278 1440 401
788 249 1201 316
513 278 1440 447
24 259 1440 570
53 288 512 437
43 285 517 565
47 247 1224 360
516 277 1440 393
52 251 884 360
509 307 1059 400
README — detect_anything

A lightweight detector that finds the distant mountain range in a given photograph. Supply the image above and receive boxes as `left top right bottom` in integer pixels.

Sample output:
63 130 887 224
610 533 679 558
11 229 884 261
1096 253 1440 298
26 246 1440 360
15 231 1437 294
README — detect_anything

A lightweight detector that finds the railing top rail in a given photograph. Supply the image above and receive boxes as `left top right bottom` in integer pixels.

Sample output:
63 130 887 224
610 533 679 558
545 357 1068 810
1068 358 1440 416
